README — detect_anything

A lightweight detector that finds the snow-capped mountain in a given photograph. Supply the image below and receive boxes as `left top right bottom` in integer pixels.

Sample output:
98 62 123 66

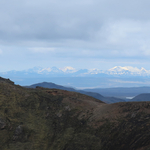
39 67 63 74
88 68 104 74
60 66 77 73
107 66 150 76
26 66 76 74
2 66 150 87
1 66 150 77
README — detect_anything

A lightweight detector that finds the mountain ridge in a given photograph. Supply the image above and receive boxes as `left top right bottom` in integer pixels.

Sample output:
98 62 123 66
2 66 150 77
27 82 126 104
131 93 150 102
2 66 150 87
84 86 150 99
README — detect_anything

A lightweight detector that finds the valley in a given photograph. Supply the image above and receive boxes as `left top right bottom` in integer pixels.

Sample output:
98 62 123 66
27 81 150 104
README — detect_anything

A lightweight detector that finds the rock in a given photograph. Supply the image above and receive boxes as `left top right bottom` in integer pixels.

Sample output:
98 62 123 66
14 125 23 136
0 118 6 129
13 125 23 141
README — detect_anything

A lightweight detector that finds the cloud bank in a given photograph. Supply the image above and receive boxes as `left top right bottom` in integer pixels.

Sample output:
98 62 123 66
0 0 150 71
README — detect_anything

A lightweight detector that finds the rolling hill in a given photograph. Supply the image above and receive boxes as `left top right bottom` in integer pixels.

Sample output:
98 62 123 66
131 93 150 102
27 82 125 103
84 86 150 99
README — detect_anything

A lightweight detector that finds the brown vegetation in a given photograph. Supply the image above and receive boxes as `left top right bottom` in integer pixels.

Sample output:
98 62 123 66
0 77 150 149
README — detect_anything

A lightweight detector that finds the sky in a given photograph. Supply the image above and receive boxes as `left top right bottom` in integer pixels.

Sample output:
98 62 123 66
0 0 150 71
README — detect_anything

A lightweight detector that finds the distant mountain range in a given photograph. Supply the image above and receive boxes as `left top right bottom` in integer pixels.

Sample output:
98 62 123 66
131 93 150 102
1 66 150 87
84 87 150 99
1 66 150 77
27 82 150 103
26 82 126 104
107 66 150 76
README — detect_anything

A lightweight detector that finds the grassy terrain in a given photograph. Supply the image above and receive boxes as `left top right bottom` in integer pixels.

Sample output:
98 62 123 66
0 77 150 149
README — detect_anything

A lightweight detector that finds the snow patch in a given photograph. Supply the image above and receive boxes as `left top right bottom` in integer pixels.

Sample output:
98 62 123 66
60 66 76 73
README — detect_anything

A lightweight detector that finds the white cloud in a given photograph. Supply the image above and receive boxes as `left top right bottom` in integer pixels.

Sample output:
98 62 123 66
91 19 150 57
